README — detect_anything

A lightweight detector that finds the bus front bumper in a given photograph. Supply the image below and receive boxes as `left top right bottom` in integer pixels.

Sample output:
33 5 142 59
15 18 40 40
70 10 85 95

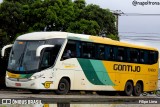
5 77 55 90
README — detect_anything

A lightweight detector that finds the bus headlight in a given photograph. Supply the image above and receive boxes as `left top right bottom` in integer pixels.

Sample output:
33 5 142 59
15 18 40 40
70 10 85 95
30 76 36 80
6 74 9 78
29 74 44 80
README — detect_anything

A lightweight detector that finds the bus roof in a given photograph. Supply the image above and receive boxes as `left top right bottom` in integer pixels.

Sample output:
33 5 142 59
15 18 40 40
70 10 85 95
17 31 158 51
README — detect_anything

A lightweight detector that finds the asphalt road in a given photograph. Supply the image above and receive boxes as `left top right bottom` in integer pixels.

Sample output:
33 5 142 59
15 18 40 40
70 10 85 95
0 90 160 107
0 89 159 103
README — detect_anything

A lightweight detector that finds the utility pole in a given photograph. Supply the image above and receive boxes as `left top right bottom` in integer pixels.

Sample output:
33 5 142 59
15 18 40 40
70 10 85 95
111 10 124 35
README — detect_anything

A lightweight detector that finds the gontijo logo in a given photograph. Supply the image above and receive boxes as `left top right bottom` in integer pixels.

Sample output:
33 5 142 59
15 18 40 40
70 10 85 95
42 81 53 88
113 64 141 72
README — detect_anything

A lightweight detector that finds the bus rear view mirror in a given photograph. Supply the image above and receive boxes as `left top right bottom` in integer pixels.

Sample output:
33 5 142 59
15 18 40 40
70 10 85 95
1 44 13 57
36 45 54 57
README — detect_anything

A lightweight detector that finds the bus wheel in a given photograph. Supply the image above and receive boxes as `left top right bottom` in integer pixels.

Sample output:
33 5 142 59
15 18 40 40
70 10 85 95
55 78 70 95
123 81 133 96
29 89 41 94
132 82 142 96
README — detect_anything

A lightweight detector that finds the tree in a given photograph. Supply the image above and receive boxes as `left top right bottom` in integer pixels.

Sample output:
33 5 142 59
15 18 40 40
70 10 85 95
107 34 119 41
0 29 10 48
81 4 118 39
0 1 26 42
67 19 100 35
27 0 76 32
0 0 119 48
74 0 86 9
4 0 36 4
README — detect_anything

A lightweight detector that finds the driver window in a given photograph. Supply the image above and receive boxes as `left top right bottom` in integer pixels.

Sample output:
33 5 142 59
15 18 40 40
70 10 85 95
41 51 51 69
40 48 56 70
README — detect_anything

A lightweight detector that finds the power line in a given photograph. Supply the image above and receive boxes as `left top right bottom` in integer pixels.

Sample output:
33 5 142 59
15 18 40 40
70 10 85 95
120 35 160 37
119 32 160 35
119 33 160 42
120 38 160 42
112 10 160 41
119 35 160 42
122 13 160 16
120 36 160 42
111 10 160 16
119 35 160 39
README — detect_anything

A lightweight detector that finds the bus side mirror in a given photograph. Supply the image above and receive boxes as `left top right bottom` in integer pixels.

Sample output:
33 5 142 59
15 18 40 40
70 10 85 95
1 44 13 57
36 45 54 57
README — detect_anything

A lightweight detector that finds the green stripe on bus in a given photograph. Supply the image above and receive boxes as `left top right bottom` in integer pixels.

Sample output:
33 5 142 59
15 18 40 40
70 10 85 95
90 60 115 85
77 58 104 85
78 59 115 85
20 74 33 78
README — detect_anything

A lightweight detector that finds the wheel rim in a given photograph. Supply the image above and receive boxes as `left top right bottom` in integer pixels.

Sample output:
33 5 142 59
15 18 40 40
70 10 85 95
125 82 133 96
136 84 141 94
59 83 66 91
127 85 132 93
56 78 70 95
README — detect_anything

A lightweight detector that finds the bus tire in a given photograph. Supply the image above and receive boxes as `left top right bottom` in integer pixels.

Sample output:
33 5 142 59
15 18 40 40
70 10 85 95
55 78 70 95
123 81 133 96
132 82 142 96
29 89 41 94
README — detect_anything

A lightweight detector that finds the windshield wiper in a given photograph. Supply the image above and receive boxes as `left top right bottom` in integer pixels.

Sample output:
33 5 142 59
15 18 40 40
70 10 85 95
17 53 23 65
17 44 27 71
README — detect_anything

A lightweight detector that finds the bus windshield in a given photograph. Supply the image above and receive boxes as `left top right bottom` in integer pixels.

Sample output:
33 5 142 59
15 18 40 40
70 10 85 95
8 40 45 72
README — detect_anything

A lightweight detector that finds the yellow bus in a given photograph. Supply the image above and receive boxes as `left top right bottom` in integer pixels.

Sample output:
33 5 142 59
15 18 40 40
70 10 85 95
2 32 159 96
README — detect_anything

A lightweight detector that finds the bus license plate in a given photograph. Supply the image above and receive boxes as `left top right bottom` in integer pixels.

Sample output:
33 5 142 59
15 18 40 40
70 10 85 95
15 83 21 86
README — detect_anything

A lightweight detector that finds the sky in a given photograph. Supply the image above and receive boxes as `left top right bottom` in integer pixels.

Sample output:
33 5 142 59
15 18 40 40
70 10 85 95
0 0 160 51
85 0 160 51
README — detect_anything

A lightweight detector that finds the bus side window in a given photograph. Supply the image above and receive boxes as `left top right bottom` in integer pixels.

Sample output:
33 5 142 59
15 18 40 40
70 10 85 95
61 40 76 60
107 46 115 61
149 51 153 64
148 51 158 64
139 50 145 63
97 44 105 60
143 51 148 64
117 47 125 62
81 42 88 58
129 49 138 63
81 42 95 59
76 42 81 57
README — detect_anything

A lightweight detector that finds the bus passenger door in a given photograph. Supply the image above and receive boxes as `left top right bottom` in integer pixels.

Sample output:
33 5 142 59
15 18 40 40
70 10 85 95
39 47 56 84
